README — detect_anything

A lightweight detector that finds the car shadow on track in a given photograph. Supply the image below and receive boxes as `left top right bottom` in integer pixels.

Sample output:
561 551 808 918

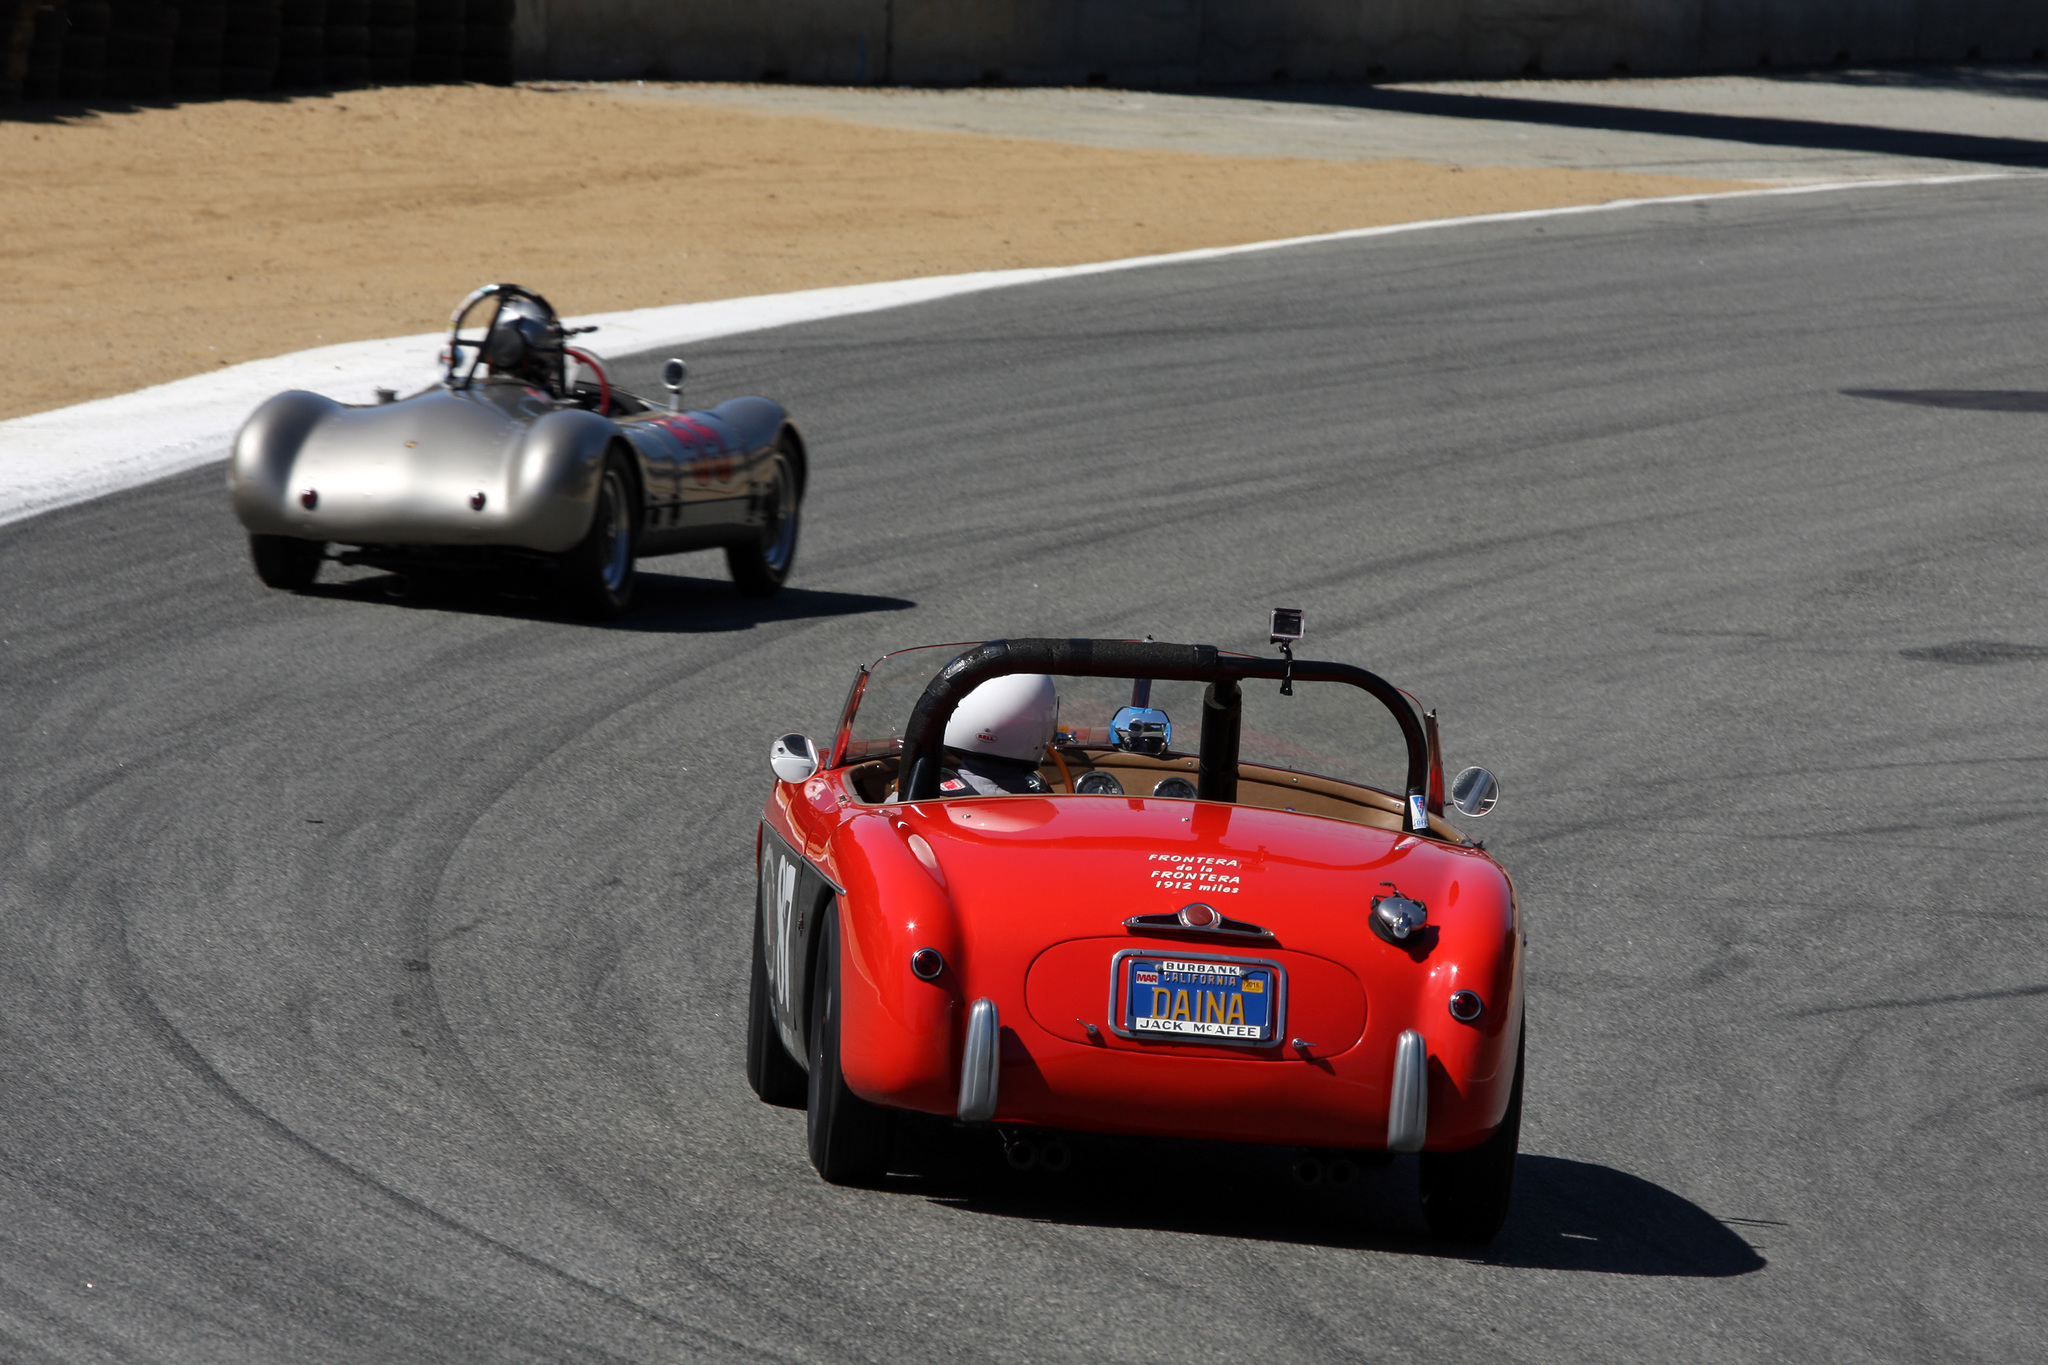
301 566 914 632
621 570 916 634
893 1124 1765 1276
1842 388 2048 413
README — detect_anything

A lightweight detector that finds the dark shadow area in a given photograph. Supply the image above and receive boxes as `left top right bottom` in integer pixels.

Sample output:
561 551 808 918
621 571 916 634
1244 82 2048 169
300 567 913 633
0 77 459 125
1900 641 2048 664
1498 1155 1770 1275
1843 389 2048 412
1 93 281 125
884 1120 1765 1276
1757 64 2048 102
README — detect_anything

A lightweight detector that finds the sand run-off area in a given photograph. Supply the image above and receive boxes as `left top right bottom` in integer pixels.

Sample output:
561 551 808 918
1 82 1752 422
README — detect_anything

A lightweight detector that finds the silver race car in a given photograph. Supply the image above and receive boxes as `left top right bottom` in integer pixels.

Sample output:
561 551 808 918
229 283 806 618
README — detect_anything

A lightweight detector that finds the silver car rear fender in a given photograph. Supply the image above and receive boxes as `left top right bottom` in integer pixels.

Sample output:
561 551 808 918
229 391 616 554
229 390 343 535
509 409 619 553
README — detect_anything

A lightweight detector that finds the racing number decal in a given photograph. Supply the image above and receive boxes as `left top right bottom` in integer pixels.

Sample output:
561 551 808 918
760 824 834 1062
774 853 798 1018
653 415 734 484
761 842 800 1030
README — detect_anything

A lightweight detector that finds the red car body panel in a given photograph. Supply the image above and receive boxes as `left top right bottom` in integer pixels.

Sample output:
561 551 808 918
765 764 1523 1153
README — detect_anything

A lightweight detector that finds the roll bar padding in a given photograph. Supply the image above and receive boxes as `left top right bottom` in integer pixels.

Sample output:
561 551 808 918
897 639 1429 824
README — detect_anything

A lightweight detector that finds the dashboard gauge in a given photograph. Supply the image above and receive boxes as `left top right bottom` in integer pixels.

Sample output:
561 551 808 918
1151 776 1197 800
1075 770 1124 796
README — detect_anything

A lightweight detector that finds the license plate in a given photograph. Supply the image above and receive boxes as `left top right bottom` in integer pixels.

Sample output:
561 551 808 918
1111 950 1284 1046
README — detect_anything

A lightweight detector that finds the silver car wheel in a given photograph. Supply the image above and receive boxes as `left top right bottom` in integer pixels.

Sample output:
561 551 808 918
598 470 630 592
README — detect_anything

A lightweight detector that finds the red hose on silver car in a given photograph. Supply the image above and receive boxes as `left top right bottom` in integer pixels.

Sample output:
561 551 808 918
564 347 610 415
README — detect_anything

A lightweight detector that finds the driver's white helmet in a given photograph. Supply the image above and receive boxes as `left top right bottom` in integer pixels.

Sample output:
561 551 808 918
944 674 1058 764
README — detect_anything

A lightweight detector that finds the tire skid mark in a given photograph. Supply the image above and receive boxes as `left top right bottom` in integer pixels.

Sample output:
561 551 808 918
102 818 784 1362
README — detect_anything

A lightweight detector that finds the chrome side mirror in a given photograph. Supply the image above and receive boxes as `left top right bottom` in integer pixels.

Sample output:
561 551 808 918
1449 766 1500 817
1109 706 1171 755
661 357 687 412
769 733 819 784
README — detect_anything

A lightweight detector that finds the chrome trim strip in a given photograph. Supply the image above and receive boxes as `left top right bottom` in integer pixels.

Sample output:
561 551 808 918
957 997 1000 1123
1388 1028 1428 1153
1121 912 1274 941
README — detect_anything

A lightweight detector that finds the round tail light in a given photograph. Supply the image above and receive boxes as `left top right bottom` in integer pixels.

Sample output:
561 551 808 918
910 948 945 981
298 489 318 510
469 491 487 511
1177 902 1220 930
1448 990 1484 1023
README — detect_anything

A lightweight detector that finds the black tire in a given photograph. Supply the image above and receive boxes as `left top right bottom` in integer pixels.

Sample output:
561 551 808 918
746 871 808 1108
1418 1018 1524 1244
724 434 801 598
249 533 323 590
805 908 890 1185
555 452 636 619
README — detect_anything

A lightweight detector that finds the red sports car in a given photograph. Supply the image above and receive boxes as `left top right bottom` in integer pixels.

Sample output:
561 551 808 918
747 634 1522 1241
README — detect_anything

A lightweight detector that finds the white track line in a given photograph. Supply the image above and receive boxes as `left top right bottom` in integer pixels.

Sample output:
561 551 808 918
0 170 2027 531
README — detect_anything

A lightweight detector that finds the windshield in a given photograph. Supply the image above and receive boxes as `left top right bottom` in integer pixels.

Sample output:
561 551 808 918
1236 675 1412 797
839 643 982 764
838 642 1415 799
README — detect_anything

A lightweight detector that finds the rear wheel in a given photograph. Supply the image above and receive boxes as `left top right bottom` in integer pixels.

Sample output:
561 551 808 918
746 874 808 1108
725 434 801 598
249 534 323 590
556 452 636 619
806 908 890 1185
1419 1018 1524 1244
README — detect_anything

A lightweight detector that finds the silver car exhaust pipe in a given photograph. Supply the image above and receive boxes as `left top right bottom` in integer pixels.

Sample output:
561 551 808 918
1388 1028 1428 1153
958 997 1000 1123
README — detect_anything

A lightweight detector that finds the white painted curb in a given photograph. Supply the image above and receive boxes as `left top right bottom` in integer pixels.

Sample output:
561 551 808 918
0 170 2024 531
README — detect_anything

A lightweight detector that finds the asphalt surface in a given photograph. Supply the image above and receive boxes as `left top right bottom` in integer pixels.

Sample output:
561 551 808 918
636 65 2048 181
4 177 2046 1363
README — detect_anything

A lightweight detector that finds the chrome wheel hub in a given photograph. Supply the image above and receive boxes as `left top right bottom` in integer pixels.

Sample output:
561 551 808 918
762 458 797 572
599 472 630 591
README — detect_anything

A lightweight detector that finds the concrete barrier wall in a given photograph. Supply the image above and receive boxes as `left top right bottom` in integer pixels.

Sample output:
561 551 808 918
515 2 2048 85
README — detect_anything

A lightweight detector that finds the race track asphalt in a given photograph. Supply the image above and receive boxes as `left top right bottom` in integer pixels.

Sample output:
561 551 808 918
3 177 2045 1364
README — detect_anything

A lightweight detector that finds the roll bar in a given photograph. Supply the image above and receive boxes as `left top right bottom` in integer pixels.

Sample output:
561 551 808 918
897 638 1432 831
443 282 561 389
